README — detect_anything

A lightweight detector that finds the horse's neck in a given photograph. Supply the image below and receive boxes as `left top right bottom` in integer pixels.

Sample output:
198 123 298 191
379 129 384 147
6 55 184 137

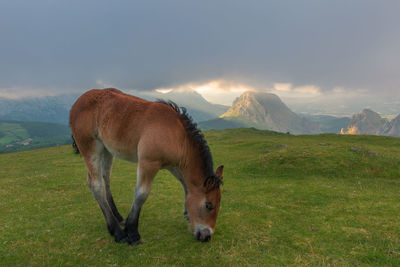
171 138 205 192
180 155 204 190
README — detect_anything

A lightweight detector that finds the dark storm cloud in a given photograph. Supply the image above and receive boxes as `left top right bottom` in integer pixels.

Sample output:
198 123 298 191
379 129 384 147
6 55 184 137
0 0 399 95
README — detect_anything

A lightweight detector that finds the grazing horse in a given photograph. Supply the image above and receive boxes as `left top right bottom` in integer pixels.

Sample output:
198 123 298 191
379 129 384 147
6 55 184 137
69 88 223 244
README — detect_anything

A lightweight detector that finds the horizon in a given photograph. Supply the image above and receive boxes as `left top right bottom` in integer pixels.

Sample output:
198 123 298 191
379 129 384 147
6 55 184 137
1 86 399 119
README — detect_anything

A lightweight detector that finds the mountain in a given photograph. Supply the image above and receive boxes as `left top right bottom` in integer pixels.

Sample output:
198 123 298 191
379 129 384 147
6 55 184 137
344 109 388 135
342 109 400 137
381 114 400 137
0 90 229 125
131 90 229 122
0 94 79 125
0 120 71 153
304 115 351 133
220 91 320 134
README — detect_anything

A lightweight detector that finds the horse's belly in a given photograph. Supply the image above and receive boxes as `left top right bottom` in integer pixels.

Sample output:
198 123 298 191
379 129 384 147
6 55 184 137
102 140 139 163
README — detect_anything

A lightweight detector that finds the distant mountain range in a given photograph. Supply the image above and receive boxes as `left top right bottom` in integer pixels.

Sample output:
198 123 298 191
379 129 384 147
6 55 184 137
0 95 79 125
1 89 398 141
343 109 400 137
0 90 229 125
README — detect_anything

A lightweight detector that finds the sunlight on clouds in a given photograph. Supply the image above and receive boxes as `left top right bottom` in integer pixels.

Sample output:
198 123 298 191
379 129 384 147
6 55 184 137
270 83 321 98
155 80 322 105
153 80 399 116
194 80 254 105
155 80 255 105
273 83 292 92
155 89 173 93
293 85 321 95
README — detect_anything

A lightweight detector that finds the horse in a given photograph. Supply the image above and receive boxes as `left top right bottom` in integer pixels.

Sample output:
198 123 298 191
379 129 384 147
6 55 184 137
69 88 224 244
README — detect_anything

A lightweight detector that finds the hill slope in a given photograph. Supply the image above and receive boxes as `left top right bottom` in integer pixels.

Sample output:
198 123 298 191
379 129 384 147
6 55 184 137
0 120 71 153
221 91 320 134
1 128 399 266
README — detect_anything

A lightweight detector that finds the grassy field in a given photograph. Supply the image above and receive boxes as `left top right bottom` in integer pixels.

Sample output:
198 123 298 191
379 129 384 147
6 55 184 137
0 128 399 266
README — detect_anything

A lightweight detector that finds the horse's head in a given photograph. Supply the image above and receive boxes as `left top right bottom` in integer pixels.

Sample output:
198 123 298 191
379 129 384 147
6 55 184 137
186 165 224 242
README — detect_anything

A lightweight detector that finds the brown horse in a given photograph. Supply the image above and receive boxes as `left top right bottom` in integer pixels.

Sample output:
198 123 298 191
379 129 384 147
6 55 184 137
69 88 223 244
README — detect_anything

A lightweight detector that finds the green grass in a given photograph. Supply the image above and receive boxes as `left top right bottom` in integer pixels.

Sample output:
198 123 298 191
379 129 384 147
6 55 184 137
0 128 399 266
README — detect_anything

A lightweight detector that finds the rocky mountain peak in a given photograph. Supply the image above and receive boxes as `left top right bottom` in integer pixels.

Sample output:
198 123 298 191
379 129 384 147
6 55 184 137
221 91 320 134
345 109 387 135
381 114 400 136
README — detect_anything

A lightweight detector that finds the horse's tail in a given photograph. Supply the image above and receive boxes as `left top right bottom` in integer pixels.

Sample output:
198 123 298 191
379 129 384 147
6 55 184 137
71 135 80 154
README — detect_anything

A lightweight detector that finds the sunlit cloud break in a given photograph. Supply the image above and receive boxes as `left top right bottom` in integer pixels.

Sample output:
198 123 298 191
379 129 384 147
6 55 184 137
271 83 321 98
156 80 255 105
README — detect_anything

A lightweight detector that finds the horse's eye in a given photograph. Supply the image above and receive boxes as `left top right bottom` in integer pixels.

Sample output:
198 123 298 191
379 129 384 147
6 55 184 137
205 202 214 211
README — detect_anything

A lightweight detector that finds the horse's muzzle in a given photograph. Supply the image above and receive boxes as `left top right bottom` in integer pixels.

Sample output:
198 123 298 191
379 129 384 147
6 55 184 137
195 227 212 242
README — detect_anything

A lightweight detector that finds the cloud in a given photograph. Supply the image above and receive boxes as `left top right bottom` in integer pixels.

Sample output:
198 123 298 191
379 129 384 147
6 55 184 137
277 85 400 117
273 83 292 92
0 87 77 99
293 85 321 96
268 83 321 99
0 0 399 106
193 80 254 105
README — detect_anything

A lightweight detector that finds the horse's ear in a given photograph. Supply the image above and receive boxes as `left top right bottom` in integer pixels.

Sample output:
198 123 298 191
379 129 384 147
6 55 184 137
216 165 224 178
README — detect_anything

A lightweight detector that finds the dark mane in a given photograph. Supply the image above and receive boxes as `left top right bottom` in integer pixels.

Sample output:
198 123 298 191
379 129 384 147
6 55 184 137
157 100 223 189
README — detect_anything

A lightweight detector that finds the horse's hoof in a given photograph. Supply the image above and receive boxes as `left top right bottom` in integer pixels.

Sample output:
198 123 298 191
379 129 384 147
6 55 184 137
114 231 128 243
126 232 141 245
128 239 142 246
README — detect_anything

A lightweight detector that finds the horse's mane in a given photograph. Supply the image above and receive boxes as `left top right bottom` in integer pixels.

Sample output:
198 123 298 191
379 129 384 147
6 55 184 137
157 100 223 189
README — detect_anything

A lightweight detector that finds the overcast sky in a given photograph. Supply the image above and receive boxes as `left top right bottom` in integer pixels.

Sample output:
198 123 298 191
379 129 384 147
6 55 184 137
0 0 399 110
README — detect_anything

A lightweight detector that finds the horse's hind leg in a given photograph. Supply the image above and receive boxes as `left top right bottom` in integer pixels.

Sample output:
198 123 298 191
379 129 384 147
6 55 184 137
102 150 124 224
84 140 127 243
124 160 161 245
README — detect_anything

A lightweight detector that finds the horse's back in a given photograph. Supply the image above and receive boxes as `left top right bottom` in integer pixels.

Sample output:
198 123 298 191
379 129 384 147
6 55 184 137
70 89 184 164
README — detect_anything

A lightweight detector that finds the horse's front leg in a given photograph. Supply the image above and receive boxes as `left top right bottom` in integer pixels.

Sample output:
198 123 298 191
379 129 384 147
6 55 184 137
168 167 189 220
124 160 160 245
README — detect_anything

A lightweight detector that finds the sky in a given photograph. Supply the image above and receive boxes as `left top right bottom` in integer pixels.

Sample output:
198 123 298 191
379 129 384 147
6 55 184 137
0 0 399 115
